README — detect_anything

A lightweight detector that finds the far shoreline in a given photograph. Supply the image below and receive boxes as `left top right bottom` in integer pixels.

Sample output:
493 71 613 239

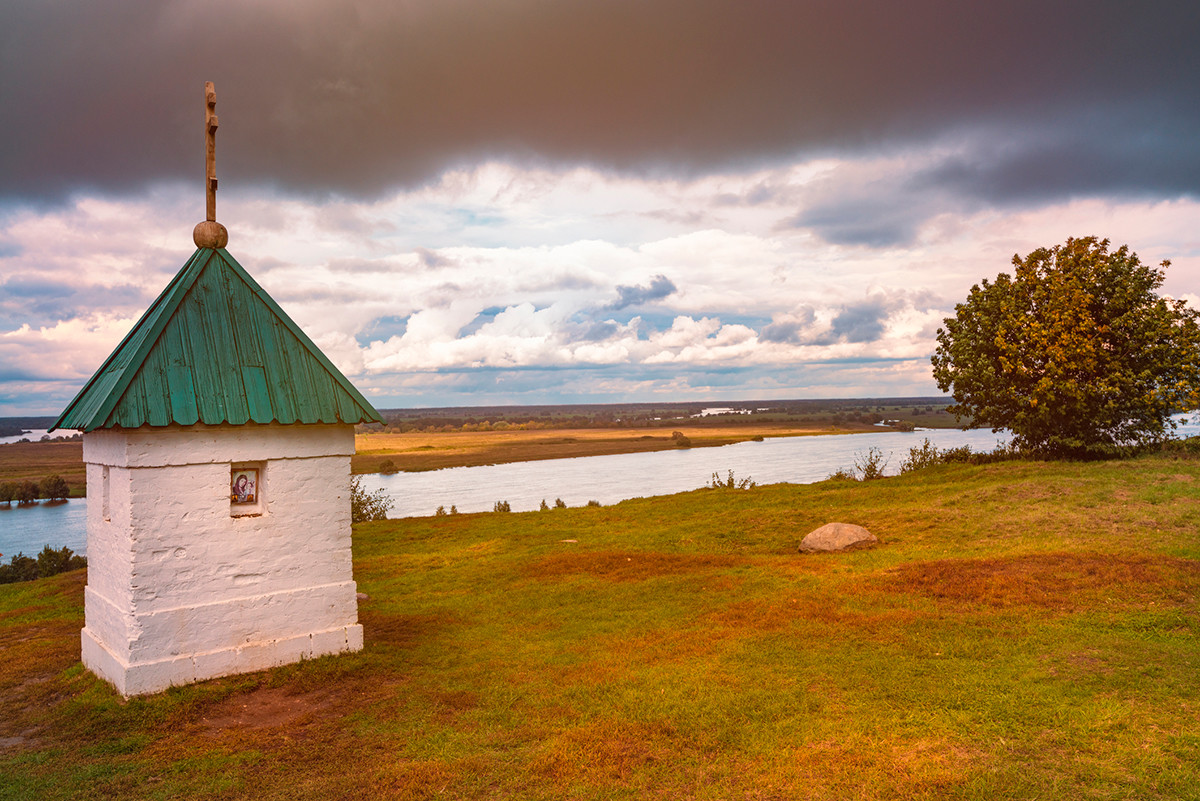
0 421 956 495
350 422 921 474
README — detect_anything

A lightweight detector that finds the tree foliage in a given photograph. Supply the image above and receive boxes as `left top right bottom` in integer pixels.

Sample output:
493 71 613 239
0 546 86 584
350 476 393 523
16 480 38 505
40 474 70 501
932 237 1200 458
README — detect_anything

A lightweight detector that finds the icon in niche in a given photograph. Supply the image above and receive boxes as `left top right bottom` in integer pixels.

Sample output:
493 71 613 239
231 468 258 504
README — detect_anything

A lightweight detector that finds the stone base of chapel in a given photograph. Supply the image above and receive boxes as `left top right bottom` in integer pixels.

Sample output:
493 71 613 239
82 623 364 697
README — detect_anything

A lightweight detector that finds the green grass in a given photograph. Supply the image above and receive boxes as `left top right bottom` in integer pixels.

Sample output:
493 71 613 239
2 454 1199 799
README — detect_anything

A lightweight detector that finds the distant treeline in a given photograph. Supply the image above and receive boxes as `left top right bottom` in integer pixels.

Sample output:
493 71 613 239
364 397 960 434
0 416 55 437
1 475 71 505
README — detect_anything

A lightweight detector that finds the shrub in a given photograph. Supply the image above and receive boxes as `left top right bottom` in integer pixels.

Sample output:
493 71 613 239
554 498 567 509
539 499 549 511
827 466 858 482
855 447 889 480
493 500 511 513
0 553 38 583
450 505 459 514
939 445 975 463
37 545 85 578
586 500 601 507
435 505 447 516
0 547 84 584
1158 436 1200 456
672 431 692 448
378 459 398 474
899 438 940 474
350 476 393 522
707 470 756 490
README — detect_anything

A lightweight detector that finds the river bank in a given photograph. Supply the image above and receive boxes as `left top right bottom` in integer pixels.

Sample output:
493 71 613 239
350 422 879 473
0 422 886 493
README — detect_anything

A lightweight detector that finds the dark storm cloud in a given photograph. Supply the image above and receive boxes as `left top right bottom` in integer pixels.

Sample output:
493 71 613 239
788 193 936 248
915 119 1200 205
825 300 891 344
2 1 1197 205
762 298 898 346
610 274 677 310
760 307 817 345
564 320 620 343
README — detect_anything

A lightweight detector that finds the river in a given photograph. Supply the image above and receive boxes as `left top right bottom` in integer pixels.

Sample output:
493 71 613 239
5 417 1198 559
357 425 1010 518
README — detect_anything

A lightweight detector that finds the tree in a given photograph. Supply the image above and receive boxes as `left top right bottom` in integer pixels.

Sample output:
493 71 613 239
932 237 1200 458
0 482 15 507
16 480 38 505
40 474 70 502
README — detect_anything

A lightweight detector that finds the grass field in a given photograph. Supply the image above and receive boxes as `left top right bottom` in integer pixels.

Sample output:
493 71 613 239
2 454 1198 799
0 441 84 497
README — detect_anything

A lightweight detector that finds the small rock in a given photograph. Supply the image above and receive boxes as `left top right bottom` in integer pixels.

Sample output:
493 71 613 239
356 592 369 601
800 522 878 553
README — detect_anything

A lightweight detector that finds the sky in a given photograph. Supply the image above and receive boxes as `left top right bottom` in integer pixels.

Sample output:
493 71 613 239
2 0 1199 416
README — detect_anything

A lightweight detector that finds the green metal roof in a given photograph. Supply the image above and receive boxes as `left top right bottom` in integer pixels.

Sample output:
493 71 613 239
52 247 383 432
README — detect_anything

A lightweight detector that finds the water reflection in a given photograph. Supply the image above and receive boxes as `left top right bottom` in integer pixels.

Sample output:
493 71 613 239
361 426 1011 519
0 498 87 559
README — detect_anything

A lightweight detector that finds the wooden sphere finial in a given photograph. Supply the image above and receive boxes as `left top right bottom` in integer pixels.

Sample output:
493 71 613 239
194 220 229 248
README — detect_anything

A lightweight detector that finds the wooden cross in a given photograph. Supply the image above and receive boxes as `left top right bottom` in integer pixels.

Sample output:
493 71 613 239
205 81 218 222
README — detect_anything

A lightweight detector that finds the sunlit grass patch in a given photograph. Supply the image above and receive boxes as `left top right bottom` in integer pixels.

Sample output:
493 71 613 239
524 550 745 582
3 453 1200 799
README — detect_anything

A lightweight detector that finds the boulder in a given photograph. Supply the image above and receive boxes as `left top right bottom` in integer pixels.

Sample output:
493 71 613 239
800 522 878 553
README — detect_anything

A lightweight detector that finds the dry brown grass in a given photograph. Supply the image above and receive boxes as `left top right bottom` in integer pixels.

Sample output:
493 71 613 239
352 423 841 472
871 552 1200 612
0 440 85 495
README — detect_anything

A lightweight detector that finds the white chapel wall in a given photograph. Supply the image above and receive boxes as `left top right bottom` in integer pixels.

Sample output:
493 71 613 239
81 422 363 696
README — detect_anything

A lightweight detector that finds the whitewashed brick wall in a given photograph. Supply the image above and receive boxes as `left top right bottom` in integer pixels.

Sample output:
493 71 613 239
80 422 363 696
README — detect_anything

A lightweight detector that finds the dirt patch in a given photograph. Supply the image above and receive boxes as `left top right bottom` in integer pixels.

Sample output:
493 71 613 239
358 609 460 647
873 552 1200 611
198 686 342 734
525 551 744 582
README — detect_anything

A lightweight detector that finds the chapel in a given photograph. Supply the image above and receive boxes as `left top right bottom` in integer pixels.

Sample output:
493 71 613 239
51 83 382 696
